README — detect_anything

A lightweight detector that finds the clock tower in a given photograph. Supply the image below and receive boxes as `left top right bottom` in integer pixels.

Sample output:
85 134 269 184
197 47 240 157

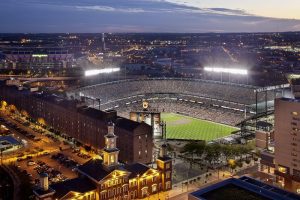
102 122 119 169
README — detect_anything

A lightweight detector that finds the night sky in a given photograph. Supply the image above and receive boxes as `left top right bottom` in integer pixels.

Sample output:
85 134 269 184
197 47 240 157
1 0 300 33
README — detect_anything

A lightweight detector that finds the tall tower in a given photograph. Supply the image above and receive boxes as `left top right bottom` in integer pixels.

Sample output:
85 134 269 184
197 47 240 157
102 33 106 52
103 122 119 169
156 144 172 191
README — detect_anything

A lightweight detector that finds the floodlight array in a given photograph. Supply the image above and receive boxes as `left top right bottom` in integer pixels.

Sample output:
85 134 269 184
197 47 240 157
204 67 248 75
85 68 120 76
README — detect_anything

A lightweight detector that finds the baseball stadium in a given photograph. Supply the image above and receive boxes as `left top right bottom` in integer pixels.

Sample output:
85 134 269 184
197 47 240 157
67 78 285 142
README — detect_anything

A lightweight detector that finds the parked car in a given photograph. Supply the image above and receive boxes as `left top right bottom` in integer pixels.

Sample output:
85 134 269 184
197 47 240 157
27 160 36 166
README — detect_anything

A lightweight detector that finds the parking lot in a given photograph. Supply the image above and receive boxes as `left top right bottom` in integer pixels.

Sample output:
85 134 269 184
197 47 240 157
17 152 78 185
1 110 99 188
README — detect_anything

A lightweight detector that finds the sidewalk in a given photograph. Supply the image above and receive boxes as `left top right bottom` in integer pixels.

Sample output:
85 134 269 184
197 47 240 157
142 161 258 200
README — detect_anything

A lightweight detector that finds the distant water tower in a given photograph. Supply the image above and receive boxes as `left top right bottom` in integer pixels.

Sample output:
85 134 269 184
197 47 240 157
102 33 106 52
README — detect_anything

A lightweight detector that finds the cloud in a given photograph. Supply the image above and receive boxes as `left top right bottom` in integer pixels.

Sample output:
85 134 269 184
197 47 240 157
75 5 146 13
206 8 250 16
74 3 251 16
0 0 300 32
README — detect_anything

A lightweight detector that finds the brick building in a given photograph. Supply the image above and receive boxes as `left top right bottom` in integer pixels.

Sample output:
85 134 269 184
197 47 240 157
0 82 153 164
33 123 172 200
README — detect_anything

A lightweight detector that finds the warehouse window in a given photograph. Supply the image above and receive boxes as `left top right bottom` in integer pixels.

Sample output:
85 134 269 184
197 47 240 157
292 112 299 116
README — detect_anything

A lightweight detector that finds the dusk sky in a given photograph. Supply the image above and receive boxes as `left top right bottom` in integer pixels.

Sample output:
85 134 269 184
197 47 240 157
1 0 300 33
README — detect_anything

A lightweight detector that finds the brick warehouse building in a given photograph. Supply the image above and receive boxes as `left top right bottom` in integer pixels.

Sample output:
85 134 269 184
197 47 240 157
33 123 172 200
0 81 153 164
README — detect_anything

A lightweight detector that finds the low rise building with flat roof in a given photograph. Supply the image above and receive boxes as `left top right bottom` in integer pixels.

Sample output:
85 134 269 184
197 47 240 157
189 176 300 200
0 135 22 153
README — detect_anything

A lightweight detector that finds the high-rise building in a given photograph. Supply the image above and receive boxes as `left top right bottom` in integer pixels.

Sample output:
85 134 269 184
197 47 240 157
257 74 300 193
274 97 300 191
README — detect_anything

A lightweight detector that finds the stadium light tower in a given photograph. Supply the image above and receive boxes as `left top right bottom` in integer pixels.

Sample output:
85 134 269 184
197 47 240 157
84 67 120 77
204 67 248 75
204 67 248 84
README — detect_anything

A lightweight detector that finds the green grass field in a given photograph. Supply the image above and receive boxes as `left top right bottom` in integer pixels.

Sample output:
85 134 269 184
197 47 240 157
161 113 238 141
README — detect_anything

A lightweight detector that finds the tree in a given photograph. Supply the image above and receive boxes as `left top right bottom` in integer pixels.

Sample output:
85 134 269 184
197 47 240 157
37 118 46 126
181 141 206 158
222 145 234 161
0 101 8 109
228 159 236 174
205 143 221 166
8 104 17 114
245 159 251 164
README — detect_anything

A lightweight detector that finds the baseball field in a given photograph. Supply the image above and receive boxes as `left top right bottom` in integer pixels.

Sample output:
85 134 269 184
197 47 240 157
161 113 238 141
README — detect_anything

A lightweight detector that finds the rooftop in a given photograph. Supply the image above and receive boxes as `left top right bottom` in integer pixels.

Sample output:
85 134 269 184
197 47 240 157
0 82 149 133
33 187 55 197
124 163 150 179
115 117 143 132
50 177 96 199
0 135 21 147
190 176 300 200
77 159 111 182
157 156 172 162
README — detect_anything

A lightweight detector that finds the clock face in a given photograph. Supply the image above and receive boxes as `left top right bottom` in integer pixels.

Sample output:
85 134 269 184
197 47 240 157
143 101 149 109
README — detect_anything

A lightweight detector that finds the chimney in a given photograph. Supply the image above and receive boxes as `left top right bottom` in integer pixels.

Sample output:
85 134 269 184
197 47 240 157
39 173 49 191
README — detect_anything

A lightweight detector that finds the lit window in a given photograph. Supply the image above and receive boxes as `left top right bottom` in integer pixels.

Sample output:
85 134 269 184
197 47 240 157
166 163 170 169
111 155 115 163
166 181 171 189
166 171 171 179
292 112 299 116
152 184 157 193
278 166 287 173
293 127 300 131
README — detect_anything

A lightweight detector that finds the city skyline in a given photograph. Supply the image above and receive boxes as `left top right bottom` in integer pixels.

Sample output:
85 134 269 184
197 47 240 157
0 0 300 33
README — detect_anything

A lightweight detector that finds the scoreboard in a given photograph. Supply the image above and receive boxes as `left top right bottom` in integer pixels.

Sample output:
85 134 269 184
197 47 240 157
129 100 162 138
